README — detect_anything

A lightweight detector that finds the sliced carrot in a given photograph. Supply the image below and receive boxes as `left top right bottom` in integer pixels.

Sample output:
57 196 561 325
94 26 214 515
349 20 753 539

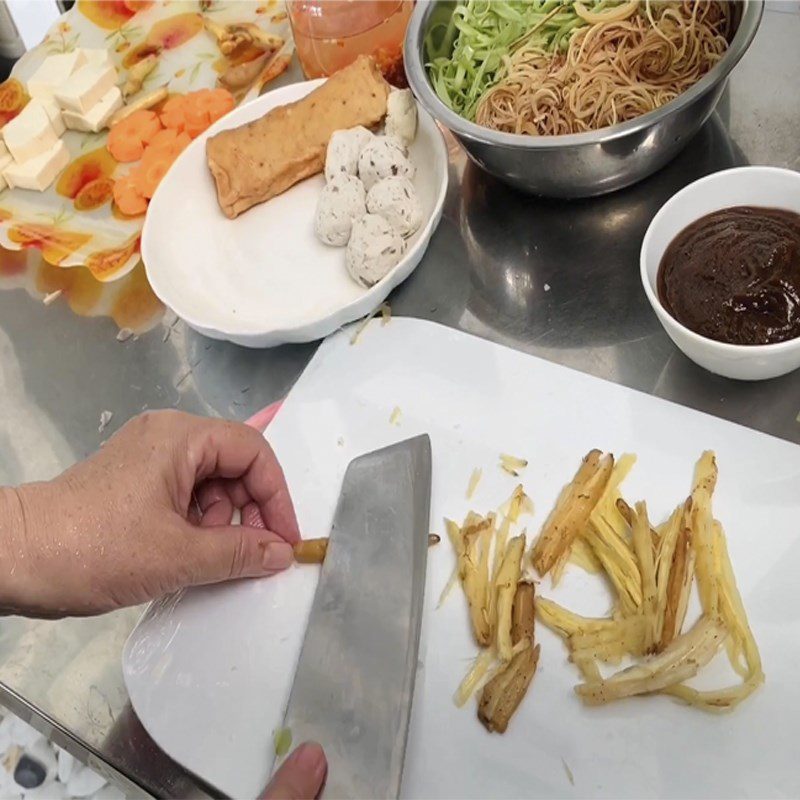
172 129 192 153
144 128 191 158
192 88 234 127
107 134 143 163
160 88 236 139
134 133 189 198
133 152 177 198
206 88 235 121
113 173 148 216
146 127 181 151
183 104 209 139
108 109 163 163
159 94 188 132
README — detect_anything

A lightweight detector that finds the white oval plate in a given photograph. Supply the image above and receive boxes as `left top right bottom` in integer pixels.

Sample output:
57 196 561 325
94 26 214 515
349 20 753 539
142 79 448 348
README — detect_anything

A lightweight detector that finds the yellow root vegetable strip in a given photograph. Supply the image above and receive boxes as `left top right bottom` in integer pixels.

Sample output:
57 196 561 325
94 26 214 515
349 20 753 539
652 503 683 647
460 515 494 646
295 533 440 564
631 501 658 652
499 453 528 477
531 450 614 575
584 516 642 615
454 648 496 707
499 484 534 523
536 597 617 639
664 517 764 711
567 536 603 573
617 496 660 554
478 643 540 732
569 616 647 663
692 486 719 618
486 516 511 637
494 536 526 661
575 616 727 705
479 582 539 732
466 468 482 499
438 519 464 608
658 500 695 650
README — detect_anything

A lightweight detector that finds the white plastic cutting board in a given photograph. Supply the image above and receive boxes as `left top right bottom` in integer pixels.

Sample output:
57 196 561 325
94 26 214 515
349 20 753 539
123 318 800 799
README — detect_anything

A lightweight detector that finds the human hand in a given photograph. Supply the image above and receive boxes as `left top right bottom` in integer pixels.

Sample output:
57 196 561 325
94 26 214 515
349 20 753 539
0 410 299 617
261 742 327 800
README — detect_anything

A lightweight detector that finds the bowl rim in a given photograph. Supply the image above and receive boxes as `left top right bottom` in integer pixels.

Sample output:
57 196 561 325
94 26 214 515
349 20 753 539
404 0 764 149
640 165 800 356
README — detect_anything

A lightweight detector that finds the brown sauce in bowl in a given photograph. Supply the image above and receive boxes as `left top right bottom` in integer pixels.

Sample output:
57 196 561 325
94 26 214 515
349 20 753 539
657 206 800 345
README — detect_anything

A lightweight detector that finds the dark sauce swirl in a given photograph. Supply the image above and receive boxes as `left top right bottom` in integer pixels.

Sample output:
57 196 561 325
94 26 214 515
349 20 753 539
657 206 800 345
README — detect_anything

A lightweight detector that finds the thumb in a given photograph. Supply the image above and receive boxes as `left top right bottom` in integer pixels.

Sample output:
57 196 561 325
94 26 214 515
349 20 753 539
179 521 295 585
261 742 327 800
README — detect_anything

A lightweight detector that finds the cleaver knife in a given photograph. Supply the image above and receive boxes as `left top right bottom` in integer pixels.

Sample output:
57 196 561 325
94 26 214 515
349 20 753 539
274 435 432 799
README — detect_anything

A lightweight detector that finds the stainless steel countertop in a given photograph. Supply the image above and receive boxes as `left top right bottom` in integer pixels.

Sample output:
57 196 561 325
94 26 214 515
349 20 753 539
1 7 799 798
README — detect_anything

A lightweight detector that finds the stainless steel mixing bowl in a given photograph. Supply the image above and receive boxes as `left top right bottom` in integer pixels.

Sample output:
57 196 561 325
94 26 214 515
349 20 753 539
404 1 763 197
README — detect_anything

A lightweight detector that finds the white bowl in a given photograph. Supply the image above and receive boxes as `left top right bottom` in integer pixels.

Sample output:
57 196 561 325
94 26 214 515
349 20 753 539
640 166 800 381
142 79 448 348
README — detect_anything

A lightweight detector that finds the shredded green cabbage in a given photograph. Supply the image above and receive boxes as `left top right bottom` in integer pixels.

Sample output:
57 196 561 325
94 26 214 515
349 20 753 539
424 0 622 121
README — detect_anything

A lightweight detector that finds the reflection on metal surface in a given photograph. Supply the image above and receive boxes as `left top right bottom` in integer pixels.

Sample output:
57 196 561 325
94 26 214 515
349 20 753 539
458 113 744 350
0 248 165 334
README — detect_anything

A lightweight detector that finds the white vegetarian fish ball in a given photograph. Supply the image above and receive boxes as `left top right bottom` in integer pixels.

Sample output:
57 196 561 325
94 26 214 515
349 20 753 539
385 89 418 146
346 213 405 288
366 177 422 238
357 136 414 191
324 126 375 183
314 173 366 247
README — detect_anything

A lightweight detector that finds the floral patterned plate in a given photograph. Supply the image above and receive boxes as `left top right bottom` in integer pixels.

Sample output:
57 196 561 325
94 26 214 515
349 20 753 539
0 0 293 283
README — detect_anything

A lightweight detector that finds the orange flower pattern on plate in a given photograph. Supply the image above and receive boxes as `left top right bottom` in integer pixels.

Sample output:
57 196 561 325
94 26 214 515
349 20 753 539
85 234 140 281
0 79 28 127
74 178 115 211
77 0 151 30
8 223 92 266
123 13 204 68
56 146 118 200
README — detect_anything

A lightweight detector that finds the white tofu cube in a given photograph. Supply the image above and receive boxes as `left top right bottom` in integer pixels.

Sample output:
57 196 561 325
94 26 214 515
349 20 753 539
81 48 115 70
0 152 12 191
54 64 117 114
38 93 65 137
3 139 69 192
62 86 122 133
0 140 7 159
2 100 58 162
27 51 87 99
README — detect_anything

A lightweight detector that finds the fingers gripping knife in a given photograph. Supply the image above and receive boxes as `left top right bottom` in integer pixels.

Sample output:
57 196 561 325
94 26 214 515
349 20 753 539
274 436 433 799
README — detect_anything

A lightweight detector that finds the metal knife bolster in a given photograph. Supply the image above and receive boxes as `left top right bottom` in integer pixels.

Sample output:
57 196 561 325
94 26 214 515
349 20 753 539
276 435 432 799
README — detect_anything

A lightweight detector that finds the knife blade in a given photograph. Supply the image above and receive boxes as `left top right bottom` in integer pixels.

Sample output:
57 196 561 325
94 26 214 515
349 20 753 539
274 435 432 799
